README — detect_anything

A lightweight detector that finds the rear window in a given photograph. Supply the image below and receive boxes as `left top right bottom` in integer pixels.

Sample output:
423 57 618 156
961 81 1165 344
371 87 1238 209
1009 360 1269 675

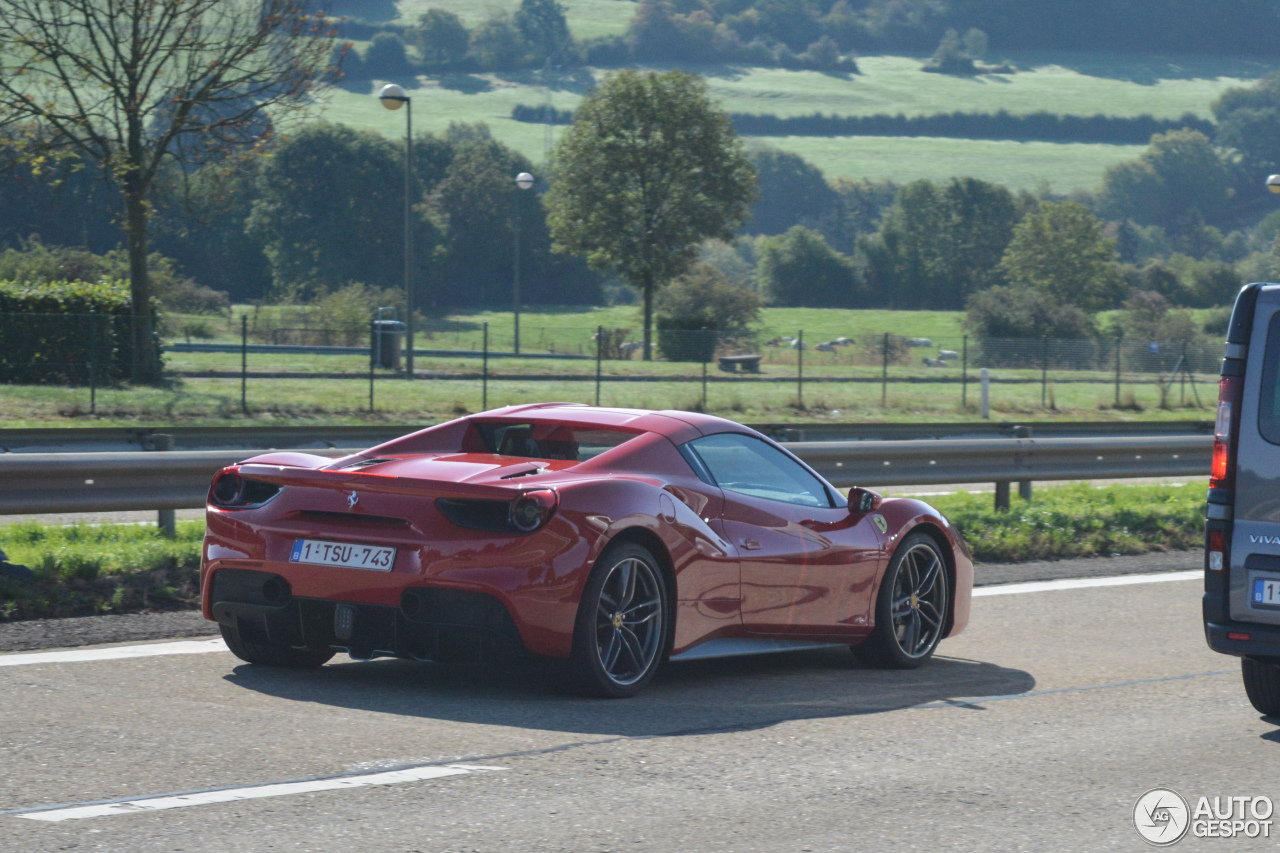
1260 312 1280 445
471 422 638 462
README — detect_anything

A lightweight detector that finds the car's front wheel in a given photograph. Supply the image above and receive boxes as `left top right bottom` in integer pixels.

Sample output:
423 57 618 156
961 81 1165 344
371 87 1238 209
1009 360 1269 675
1242 657 1280 715
854 532 949 669
565 542 668 698
220 625 335 669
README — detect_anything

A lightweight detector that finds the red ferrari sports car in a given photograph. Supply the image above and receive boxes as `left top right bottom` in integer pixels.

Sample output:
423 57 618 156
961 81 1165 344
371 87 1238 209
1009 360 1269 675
201 404 972 697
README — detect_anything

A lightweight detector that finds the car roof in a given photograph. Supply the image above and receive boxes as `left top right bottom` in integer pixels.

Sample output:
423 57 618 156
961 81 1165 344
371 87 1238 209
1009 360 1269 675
475 403 756 440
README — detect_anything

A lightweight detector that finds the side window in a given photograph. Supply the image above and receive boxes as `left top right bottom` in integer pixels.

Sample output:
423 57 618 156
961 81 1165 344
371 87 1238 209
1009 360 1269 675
1260 312 1280 445
685 433 833 508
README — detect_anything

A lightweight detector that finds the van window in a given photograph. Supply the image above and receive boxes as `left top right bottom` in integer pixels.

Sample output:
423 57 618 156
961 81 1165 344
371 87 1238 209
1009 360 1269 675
1259 312 1280 445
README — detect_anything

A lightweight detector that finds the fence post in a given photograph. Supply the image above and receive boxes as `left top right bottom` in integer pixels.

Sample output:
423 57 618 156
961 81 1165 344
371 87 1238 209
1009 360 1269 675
1041 335 1048 409
1013 425 1033 501
961 334 967 410
980 367 990 419
368 319 375 413
797 330 803 407
595 324 602 407
701 327 709 411
1180 341 1187 406
483 322 490 411
994 481 1010 512
240 314 248 416
154 434 176 537
88 309 97 416
881 332 889 407
1115 335 1122 407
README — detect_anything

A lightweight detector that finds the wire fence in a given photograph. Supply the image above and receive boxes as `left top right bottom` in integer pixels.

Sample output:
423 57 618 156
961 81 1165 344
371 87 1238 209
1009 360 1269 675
0 313 1223 417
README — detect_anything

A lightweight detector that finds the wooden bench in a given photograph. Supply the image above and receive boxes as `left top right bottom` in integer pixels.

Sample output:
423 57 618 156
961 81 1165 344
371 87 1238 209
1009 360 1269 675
718 354 762 374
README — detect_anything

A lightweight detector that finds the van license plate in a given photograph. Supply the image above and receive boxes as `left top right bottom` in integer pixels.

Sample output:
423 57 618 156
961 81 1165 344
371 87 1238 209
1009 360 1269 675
1252 577 1280 607
290 539 395 571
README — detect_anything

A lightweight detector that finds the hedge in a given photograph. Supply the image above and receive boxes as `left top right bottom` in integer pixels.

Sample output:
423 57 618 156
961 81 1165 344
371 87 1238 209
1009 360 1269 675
0 280 160 384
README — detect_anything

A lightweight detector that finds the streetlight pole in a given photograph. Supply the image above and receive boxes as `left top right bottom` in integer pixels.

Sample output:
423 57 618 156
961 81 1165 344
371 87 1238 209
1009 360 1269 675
379 83 414 380
513 171 534 355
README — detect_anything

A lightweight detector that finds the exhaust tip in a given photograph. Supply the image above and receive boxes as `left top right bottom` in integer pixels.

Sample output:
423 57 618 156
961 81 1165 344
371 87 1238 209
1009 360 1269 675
401 589 421 617
261 576 289 605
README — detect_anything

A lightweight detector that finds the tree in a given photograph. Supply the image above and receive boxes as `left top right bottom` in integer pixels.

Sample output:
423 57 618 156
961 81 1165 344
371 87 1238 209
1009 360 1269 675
545 69 757 359
1212 73 1280 175
655 263 761 361
757 226 860 308
415 9 471 69
471 14 525 70
742 147 840 236
364 32 412 78
1097 129 1232 232
964 284 1095 340
0 0 336 381
514 0 571 61
999 200 1122 312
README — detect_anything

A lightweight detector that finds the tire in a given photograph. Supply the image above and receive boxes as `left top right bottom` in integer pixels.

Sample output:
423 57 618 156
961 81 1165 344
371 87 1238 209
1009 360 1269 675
1242 658 1280 715
854 532 949 669
564 542 668 698
220 624 335 669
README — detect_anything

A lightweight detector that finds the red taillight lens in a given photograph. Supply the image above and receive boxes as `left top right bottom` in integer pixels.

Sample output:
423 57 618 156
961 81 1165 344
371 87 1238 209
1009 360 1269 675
1211 440 1230 486
509 489 557 532
211 470 243 505
1210 377 1238 490
1208 530 1225 551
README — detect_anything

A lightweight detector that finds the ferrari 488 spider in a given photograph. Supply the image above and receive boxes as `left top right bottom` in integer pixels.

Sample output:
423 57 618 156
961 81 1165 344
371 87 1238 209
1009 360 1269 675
201 404 972 697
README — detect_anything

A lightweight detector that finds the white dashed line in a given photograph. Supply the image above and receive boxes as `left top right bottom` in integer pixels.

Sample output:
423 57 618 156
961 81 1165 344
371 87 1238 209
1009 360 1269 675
972 570 1201 597
10 764 505 822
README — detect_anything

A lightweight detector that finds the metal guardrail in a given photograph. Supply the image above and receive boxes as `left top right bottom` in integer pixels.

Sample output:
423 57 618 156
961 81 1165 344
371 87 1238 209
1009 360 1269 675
0 436 1211 516
0 420 1214 453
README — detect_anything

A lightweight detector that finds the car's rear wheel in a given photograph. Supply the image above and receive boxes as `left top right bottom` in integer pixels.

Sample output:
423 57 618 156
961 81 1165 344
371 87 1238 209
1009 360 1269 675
565 542 667 698
854 532 949 669
220 624 335 669
1242 657 1280 715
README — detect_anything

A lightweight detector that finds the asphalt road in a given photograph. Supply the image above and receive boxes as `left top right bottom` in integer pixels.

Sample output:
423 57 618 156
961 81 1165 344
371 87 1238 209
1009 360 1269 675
1 560 1274 852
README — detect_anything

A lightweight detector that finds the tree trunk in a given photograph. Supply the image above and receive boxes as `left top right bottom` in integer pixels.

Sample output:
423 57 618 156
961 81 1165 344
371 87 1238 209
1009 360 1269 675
642 275 653 361
123 174 157 383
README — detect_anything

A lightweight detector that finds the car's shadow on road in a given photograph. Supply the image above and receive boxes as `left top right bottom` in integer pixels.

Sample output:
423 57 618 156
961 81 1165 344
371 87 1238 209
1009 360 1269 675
224 648 1035 737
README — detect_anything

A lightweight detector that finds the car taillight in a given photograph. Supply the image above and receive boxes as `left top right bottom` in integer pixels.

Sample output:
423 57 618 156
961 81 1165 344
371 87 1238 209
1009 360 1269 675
209 468 281 509
509 489 558 532
1207 528 1225 572
1210 377 1238 490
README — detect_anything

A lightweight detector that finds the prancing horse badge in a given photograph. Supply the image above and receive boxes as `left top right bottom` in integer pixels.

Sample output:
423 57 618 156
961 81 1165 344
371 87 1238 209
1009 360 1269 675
871 514 888 534
347 491 359 509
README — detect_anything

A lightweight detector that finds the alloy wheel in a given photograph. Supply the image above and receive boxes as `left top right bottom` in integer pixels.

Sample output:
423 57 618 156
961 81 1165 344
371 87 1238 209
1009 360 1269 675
593 556 664 686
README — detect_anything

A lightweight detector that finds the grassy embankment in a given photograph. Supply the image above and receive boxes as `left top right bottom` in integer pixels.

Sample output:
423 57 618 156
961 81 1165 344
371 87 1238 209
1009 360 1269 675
1 307 1222 427
320 53 1274 192
0 482 1205 621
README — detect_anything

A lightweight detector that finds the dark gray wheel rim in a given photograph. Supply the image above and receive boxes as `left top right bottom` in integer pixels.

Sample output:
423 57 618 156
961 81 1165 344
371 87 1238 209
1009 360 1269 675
889 543 947 659
594 556 663 686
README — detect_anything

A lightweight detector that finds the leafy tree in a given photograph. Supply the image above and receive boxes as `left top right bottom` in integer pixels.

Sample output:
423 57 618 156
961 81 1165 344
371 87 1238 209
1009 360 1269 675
1212 73 1280 175
546 69 757 359
999 200 1122 312
655 263 761 360
471 14 525 70
962 27 988 60
515 0 572 60
0 0 337 380
415 10 471 69
1097 129 1232 232
757 226 860 307
822 177 898 253
742 147 839 236
964 285 1095 340
625 0 684 61
365 32 413 78
926 28 975 74
865 178 1019 309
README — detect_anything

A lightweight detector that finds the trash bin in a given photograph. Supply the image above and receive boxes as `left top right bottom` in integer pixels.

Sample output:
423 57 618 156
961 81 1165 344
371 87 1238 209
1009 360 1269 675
372 320 405 370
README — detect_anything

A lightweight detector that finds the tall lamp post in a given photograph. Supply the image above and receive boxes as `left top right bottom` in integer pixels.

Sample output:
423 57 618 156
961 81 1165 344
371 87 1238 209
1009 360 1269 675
379 83 414 380
513 171 535 355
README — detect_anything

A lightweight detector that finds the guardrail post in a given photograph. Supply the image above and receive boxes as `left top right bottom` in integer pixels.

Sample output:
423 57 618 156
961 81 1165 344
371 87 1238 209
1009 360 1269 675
980 368 990 419
154 434 176 537
240 315 248 416
994 480 1010 512
1013 425 1032 501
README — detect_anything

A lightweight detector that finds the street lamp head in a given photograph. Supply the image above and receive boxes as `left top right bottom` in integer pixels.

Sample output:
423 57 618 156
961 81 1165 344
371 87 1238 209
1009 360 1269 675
1267 174 1280 194
378 83 408 110
515 172 535 191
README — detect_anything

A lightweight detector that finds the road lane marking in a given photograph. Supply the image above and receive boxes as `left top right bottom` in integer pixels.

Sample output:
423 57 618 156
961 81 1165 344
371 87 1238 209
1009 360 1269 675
9 764 504 822
0 571 1204 669
0 637 227 668
972 569 1201 597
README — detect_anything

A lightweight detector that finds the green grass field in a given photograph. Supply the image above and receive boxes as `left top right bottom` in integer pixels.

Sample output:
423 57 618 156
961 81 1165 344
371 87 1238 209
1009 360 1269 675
318 51 1272 191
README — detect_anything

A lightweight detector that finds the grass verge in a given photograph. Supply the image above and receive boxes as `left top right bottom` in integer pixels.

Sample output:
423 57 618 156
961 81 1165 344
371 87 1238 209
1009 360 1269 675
0 483 1204 622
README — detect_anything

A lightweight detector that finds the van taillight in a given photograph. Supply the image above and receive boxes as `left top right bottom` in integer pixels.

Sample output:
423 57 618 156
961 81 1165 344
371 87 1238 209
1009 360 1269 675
1210 377 1238 490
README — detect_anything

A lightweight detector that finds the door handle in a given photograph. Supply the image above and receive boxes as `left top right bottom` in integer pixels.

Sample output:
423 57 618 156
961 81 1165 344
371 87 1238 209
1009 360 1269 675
739 538 761 550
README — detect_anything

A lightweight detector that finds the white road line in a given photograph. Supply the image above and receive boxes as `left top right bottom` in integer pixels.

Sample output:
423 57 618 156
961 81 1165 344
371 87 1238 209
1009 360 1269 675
12 764 505 822
0 571 1204 669
0 637 228 668
972 570 1201 597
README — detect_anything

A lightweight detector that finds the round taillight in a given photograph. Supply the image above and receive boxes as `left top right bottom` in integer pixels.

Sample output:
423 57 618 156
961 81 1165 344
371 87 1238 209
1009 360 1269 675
212 471 243 505
510 489 556 532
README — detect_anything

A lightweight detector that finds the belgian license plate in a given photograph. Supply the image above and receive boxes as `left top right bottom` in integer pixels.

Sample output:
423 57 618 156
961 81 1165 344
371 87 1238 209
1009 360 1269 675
1252 576 1280 607
290 539 395 571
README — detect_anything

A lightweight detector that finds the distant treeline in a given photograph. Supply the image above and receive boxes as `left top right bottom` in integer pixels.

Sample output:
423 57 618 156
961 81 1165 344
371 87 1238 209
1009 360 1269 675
512 105 1215 145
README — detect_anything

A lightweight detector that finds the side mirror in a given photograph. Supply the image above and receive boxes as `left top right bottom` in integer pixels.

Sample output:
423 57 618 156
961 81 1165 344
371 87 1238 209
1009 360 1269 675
848 486 882 514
